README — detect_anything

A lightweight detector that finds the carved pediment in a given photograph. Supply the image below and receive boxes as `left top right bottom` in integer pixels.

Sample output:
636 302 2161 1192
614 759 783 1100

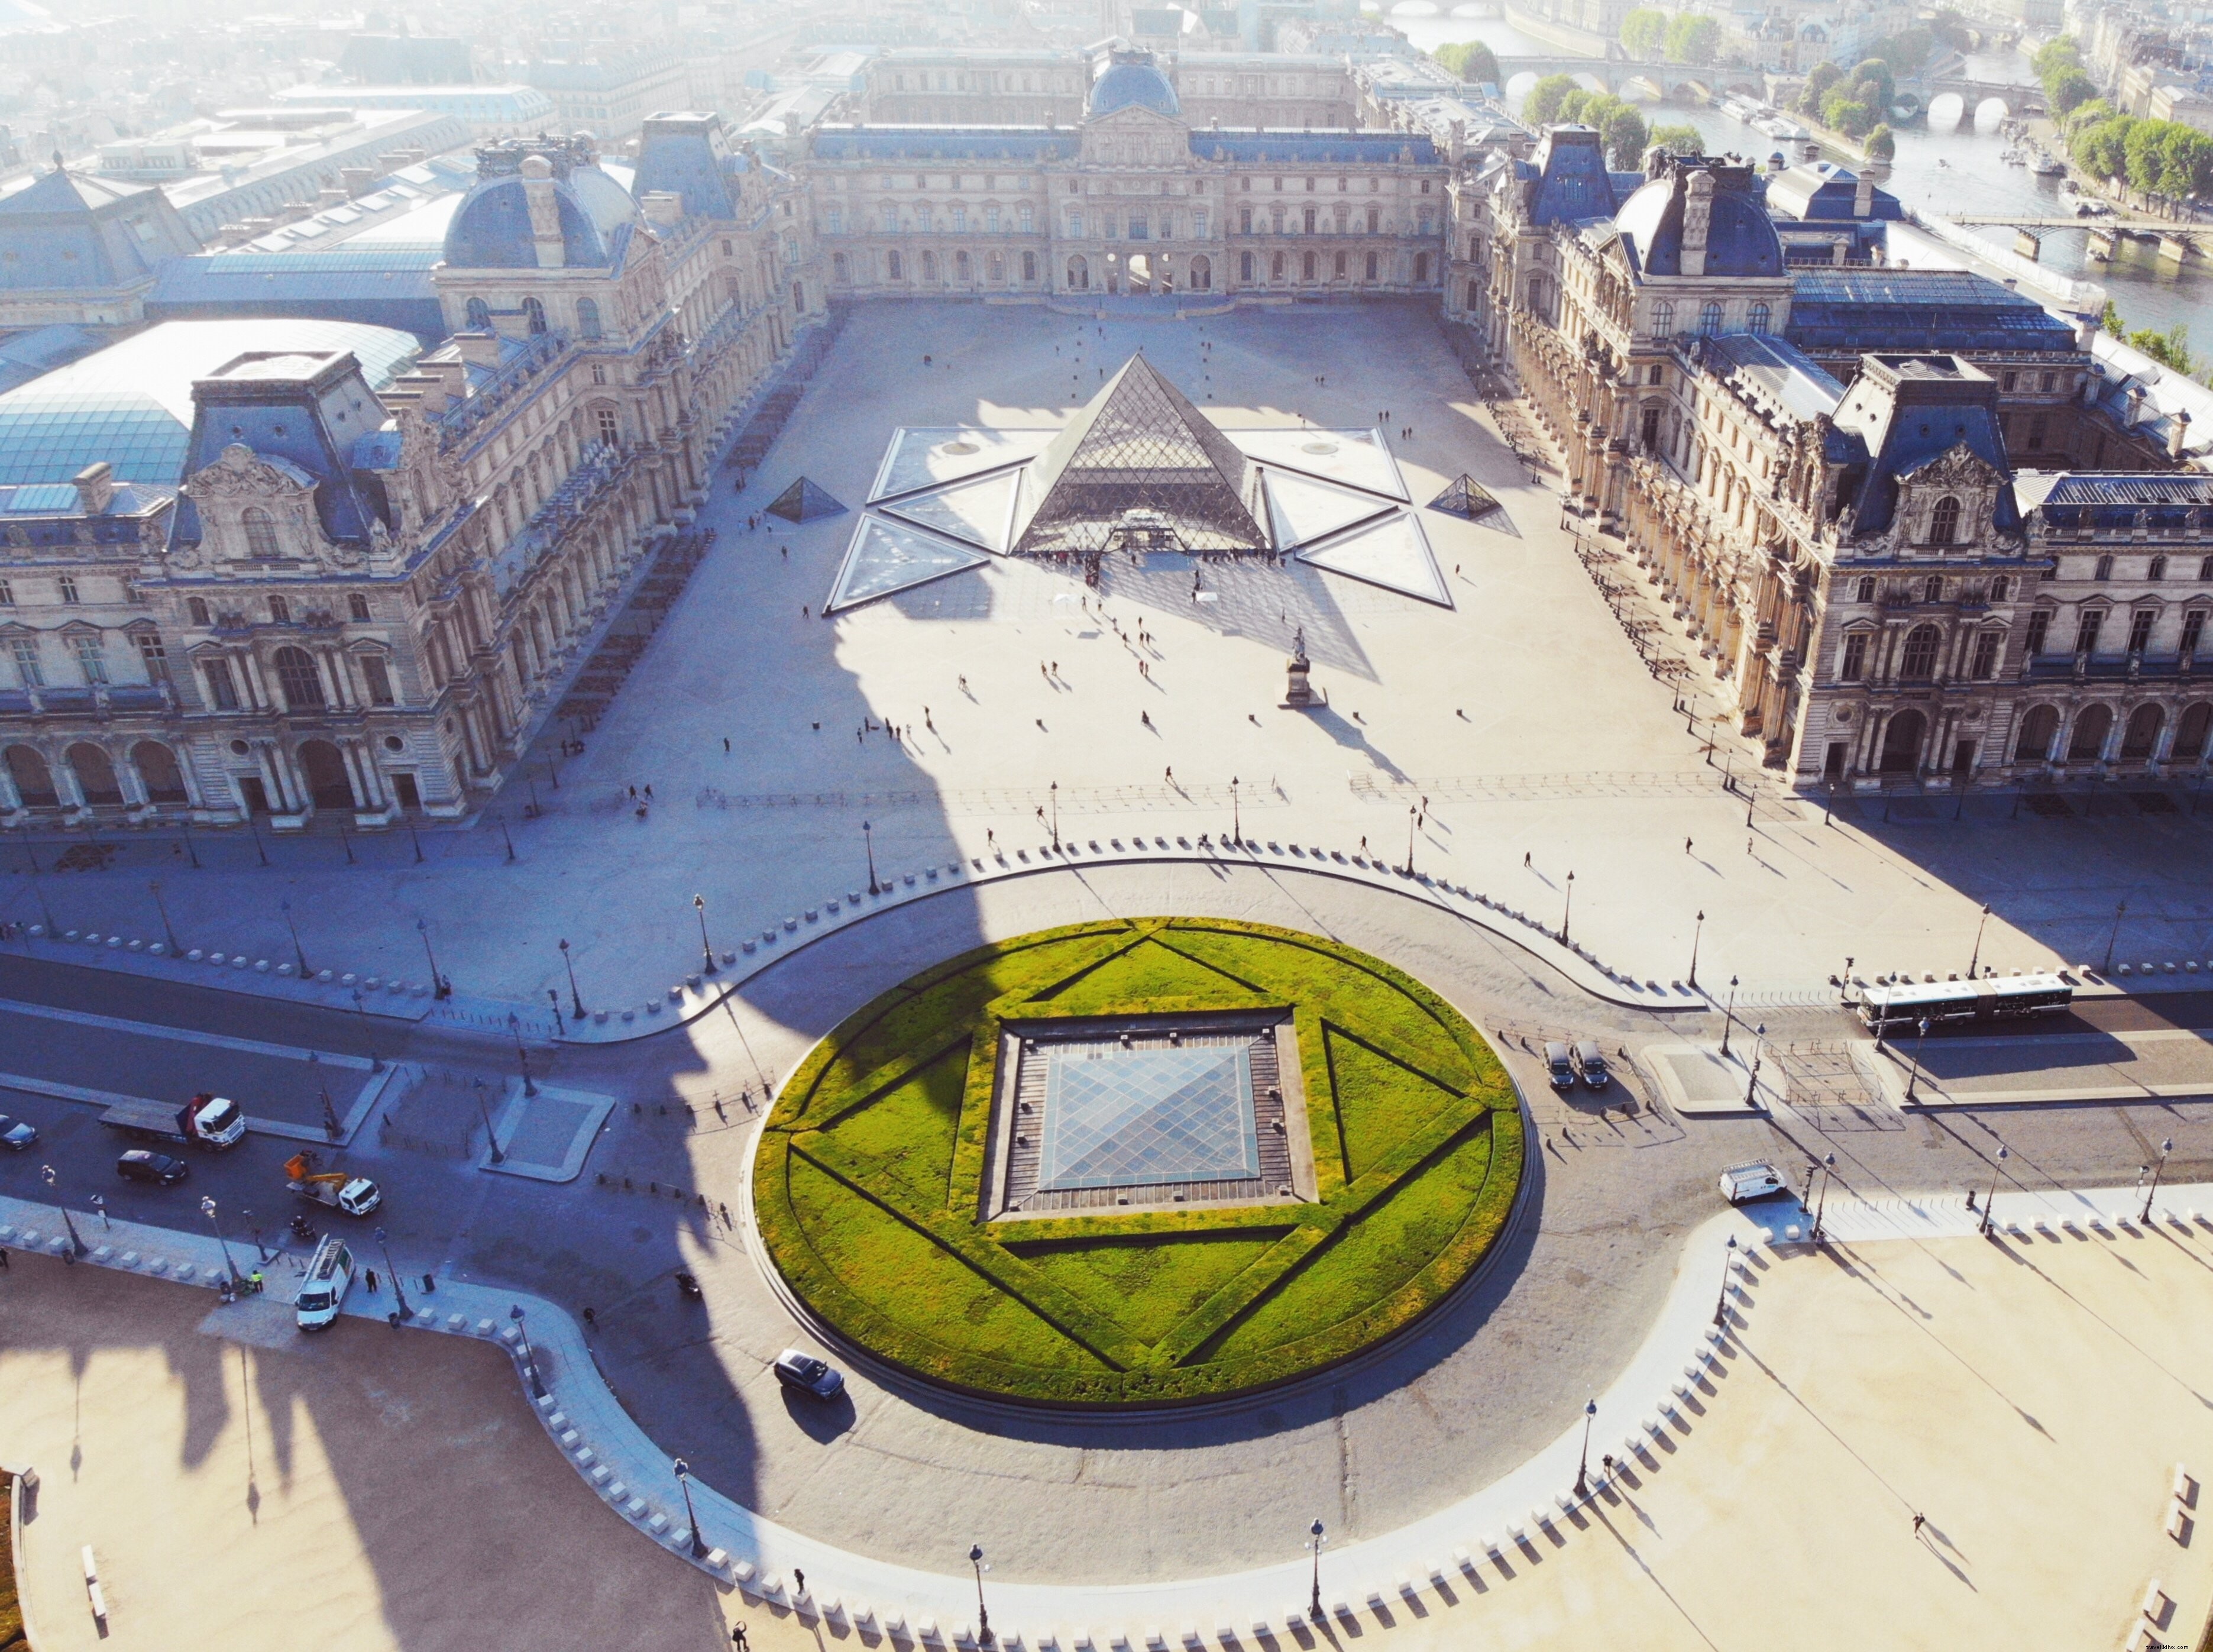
185 442 318 502
1900 442 2001 490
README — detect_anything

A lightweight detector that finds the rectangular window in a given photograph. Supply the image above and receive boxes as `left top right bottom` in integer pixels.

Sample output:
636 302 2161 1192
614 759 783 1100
8 636 41 687
596 407 620 444
2025 609 2052 655
2128 609 2156 653
74 633 107 684
1240 206 1252 234
2027 415 2047 450
1969 629 2000 679
2040 371 2056 392
268 594 290 624
1303 206 1316 234
0 579 12 606
361 655 396 706
1840 632 1869 681
1067 211 1084 237
2183 609 2207 657
1364 250 1377 282
985 205 1000 232
2001 370 2018 391
1193 210 1208 238
58 576 79 604
2075 610 2104 654
951 205 966 231
135 631 169 684
1018 206 1033 232
826 207 843 234
1129 213 1149 240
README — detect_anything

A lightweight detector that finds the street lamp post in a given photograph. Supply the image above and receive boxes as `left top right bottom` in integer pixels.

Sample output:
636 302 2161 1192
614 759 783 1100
1050 782 1060 852
1575 1397 1598 1498
41 1165 83 1258
473 1077 506 1164
375 1226 410 1320
201 1195 241 1284
674 1459 709 1558
1230 777 1241 848
417 917 451 999
1405 803 1416 876
969 1544 993 1647
498 813 517 862
510 1304 548 1397
1688 909 1704 990
1745 1023 1766 1108
1841 955 1855 1007
506 1011 539 1098
1720 974 1740 1058
310 1050 342 1140
559 938 585 1020
1561 870 1575 943
1713 1233 1739 1327
2143 1136 2176 1223
693 893 717 975
350 987 383 1072
1967 903 1992 979
1811 1152 1837 1243
148 880 181 956
279 897 310 977
1904 1016 1931 1105
1306 1519 1327 1622
180 814 201 869
863 820 880 894
1980 1145 2009 1237
2104 898 2128 976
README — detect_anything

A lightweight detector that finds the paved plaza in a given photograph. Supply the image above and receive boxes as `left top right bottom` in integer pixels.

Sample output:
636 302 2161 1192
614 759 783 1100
7 301 2213 1029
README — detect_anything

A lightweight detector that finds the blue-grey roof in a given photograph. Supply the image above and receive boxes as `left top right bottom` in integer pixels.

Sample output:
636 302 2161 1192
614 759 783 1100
1090 54 1180 118
443 142 642 270
632 115 740 222
0 323 105 396
1516 128 1627 227
1833 355 2017 537
811 127 1081 162
144 250 447 344
1764 160 1903 222
0 480 173 542
1190 131 1439 163
2023 471 2213 534
0 318 418 487
1703 332 1846 421
1615 163 1784 279
0 166 201 292
1785 269 2076 355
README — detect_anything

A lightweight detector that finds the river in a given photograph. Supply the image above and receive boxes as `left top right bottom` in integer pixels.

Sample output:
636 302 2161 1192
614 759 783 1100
1363 8 2213 338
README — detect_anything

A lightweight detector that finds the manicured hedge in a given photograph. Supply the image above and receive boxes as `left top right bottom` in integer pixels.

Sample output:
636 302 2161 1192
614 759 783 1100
752 919 1525 1405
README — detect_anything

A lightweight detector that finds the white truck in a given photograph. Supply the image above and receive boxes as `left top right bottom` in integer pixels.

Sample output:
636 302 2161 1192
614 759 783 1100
283 1151 382 1217
100 1092 247 1149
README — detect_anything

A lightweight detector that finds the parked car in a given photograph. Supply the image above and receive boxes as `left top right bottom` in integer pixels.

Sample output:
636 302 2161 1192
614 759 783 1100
1718 1162 1785 1204
0 1114 36 1151
1542 1041 1577 1091
773 1348 846 1399
1573 1040 1610 1090
116 1149 190 1186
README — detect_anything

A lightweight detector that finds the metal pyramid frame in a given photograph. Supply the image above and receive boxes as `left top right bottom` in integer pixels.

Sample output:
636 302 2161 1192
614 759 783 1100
766 476 849 524
1427 474 1501 521
1012 354 1268 558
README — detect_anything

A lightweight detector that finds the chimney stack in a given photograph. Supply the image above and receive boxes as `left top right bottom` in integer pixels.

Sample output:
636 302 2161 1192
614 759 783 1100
73 461 114 516
520 152 565 269
1679 169 1714 277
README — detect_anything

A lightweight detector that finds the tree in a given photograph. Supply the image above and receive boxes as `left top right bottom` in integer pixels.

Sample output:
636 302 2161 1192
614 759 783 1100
1868 28 1932 73
1525 73 1577 125
1599 99 1650 168
2126 118 2170 195
1649 121 1703 156
2031 37 2082 83
2127 322 2194 374
2101 297 2126 337
1664 14 1719 64
2071 113 2137 180
1822 92 1876 140
1866 123 1896 161
2047 69 2096 115
1930 8 1971 50
1620 7 1669 59
1798 60 1843 118
2158 124 2213 197
1434 40 1501 85
1849 57 1895 112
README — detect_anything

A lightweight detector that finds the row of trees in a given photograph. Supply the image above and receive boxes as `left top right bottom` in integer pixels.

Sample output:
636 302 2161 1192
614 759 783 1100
1798 56 1894 140
1618 8 1721 67
2032 37 2098 117
1523 76 1651 167
1431 40 1502 87
2101 300 2206 383
2064 101 2213 200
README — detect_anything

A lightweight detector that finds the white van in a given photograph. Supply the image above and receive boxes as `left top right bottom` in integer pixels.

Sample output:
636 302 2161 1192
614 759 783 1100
295 1234 355 1331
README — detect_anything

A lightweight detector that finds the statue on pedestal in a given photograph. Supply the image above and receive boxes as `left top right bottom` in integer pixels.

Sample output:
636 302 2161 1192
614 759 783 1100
1282 625 1316 710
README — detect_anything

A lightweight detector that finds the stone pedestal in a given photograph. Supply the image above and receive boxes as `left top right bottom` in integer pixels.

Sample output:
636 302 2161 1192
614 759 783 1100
1282 651 1316 710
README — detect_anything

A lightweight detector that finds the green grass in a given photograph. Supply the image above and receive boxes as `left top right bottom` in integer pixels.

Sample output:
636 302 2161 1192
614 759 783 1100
753 918 1526 1406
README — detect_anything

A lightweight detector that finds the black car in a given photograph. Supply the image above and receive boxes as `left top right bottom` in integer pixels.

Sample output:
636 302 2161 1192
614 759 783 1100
116 1149 189 1185
0 1114 35 1152
772 1348 846 1398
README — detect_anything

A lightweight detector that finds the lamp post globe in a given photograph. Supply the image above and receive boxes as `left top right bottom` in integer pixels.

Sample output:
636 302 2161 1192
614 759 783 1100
1308 1518 1326 1621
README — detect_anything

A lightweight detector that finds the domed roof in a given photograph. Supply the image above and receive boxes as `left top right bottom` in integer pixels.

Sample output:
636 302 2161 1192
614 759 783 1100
1613 162 1782 279
1089 51 1180 118
442 137 643 270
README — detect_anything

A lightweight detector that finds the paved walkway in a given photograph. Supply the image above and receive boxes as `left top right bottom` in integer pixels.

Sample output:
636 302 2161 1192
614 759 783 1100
9 1174 2209 1647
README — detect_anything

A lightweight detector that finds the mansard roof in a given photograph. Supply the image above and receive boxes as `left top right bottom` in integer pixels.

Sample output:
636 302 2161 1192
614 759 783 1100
443 135 643 271
1613 158 1784 279
0 164 201 292
1832 353 2018 538
1512 127 1629 226
1089 51 1180 119
810 126 1082 163
1189 130 1439 163
1787 269 2077 355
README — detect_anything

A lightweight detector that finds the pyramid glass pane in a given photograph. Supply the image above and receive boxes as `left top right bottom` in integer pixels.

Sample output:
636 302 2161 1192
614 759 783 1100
825 517 991 612
1428 474 1501 520
768 477 847 523
1264 469 1395 549
881 467 1021 552
871 427 1056 501
1225 428 1408 500
1013 355 1267 557
1037 1045 1260 1192
1297 512 1452 607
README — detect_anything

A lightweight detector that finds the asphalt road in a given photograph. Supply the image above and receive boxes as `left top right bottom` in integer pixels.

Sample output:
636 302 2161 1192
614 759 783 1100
3 865 2211 1586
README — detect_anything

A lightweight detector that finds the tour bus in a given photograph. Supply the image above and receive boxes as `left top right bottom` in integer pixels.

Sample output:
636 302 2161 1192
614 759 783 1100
295 1234 355 1331
1850 971 2073 1034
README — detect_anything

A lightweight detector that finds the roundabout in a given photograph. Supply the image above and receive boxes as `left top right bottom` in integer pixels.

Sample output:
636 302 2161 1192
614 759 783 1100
753 918 1525 1406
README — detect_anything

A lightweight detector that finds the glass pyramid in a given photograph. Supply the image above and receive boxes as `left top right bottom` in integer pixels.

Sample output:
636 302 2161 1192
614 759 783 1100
824 517 991 613
1225 428 1408 501
1297 513 1452 608
1012 354 1269 558
1264 469 1396 549
766 476 847 523
881 467 1023 552
1428 474 1502 521
1038 1045 1260 1191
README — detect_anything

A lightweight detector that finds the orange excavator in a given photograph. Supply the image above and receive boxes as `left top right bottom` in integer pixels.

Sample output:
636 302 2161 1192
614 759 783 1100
284 1150 383 1217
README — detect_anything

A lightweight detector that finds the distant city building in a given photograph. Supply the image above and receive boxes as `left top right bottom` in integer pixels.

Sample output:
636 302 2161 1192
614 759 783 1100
515 47 691 140
0 166 202 328
859 47 1359 129
273 84 559 138
337 34 477 87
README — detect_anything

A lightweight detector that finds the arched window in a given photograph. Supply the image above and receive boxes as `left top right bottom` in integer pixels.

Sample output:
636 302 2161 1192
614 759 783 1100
575 297 601 340
273 645 324 710
1748 302 1771 334
887 250 903 281
1651 300 1674 336
187 597 211 626
1990 574 2010 602
522 296 547 335
1067 254 1088 290
241 507 278 560
464 296 491 330
2068 703 2113 761
2014 704 2060 762
1929 494 1962 546
1899 623 1942 682
2121 703 2164 759
1698 301 1723 335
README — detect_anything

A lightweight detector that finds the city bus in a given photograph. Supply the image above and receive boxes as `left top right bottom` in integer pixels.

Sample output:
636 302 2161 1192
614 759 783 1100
1850 972 2074 1034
